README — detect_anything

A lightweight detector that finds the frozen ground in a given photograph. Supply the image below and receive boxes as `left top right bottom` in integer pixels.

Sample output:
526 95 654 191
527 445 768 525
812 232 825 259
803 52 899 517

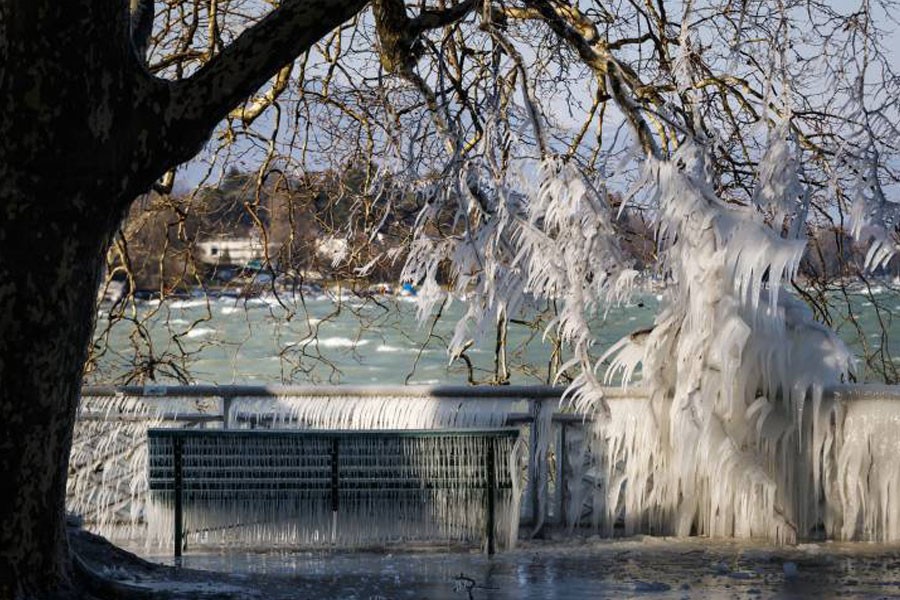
77 530 900 599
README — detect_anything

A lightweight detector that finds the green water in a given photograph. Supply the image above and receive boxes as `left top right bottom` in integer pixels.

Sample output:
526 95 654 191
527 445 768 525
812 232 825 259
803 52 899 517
89 285 900 385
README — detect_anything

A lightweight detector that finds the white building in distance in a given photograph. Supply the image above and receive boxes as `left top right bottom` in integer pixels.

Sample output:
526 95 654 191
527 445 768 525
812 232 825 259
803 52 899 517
196 236 273 267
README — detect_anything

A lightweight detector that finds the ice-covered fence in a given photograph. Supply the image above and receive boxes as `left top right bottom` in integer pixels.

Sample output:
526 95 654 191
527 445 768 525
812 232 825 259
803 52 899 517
574 385 900 543
68 391 222 541
826 385 900 541
69 384 583 545
70 383 900 545
147 428 522 553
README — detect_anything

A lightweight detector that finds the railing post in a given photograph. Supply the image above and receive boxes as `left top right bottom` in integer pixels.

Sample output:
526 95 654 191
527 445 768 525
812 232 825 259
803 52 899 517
528 398 540 525
173 436 184 559
222 396 233 429
486 439 496 555
556 423 566 526
330 437 340 542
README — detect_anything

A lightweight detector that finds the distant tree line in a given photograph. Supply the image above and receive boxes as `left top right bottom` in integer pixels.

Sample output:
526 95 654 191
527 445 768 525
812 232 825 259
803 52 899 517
108 167 426 294
107 170 891 296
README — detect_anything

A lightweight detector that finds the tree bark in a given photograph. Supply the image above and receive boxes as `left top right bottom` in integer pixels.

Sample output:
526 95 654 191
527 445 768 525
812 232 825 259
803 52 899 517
0 184 119 599
0 0 369 596
0 4 135 595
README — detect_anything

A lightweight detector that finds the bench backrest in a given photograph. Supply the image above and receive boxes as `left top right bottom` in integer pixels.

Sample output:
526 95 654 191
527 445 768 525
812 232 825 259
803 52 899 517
147 428 519 497
147 428 521 553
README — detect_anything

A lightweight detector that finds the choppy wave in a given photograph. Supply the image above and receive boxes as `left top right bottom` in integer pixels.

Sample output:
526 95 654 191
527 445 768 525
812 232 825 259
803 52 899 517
170 299 210 310
185 327 216 338
319 337 370 348
281 336 369 349
375 344 419 354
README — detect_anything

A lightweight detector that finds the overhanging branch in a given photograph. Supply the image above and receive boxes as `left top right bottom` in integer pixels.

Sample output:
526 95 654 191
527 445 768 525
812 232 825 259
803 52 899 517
373 0 475 73
162 0 369 162
229 62 294 126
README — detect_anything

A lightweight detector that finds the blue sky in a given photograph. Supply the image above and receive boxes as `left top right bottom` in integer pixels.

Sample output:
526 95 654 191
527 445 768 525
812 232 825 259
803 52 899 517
174 0 900 191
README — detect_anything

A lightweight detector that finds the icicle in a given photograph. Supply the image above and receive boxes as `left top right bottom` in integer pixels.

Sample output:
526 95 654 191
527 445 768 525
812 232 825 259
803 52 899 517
144 429 521 549
848 149 900 270
578 139 857 544
67 394 170 541
228 394 522 431
753 117 806 232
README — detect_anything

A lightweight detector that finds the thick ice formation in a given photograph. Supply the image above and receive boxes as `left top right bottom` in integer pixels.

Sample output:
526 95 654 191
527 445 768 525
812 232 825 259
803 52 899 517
848 149 900 270
145 432 523 550
228 393 519 430
396 123 900 542
514 158 638 414
69 391 532 548
752 118 807 236
68 395 166 539
560 140 863 542
402 153 638 413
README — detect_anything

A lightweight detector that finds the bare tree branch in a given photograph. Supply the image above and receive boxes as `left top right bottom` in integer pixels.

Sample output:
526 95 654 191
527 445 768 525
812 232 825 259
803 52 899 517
162 0 369 162
229 62 294 126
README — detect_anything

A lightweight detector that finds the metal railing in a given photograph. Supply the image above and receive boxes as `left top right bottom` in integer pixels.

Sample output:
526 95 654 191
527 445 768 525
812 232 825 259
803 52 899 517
78 384 649 531
75 382 898 540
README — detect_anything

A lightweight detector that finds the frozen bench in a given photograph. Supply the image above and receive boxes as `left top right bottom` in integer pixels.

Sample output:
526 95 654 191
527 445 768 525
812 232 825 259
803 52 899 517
147 428 520 556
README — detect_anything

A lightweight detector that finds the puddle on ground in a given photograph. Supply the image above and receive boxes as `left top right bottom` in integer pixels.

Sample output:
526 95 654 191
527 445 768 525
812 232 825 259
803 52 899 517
123 537 900 599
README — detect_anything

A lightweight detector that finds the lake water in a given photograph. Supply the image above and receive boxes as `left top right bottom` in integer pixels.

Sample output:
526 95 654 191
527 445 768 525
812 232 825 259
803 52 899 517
90 285 900 385
90 289 659 385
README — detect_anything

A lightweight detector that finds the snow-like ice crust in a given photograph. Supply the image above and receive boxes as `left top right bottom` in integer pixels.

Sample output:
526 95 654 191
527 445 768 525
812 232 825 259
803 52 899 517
590 141 857 542
396 118 900 542
70 393 529 549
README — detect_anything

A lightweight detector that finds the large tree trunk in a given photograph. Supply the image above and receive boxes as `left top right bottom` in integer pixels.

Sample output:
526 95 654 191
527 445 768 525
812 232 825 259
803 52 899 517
0 0 369 596
0 178 123 598
0 5 137 597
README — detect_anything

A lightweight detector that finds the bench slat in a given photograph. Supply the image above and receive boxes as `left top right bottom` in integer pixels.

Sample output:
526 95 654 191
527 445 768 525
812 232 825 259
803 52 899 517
147 427 521 555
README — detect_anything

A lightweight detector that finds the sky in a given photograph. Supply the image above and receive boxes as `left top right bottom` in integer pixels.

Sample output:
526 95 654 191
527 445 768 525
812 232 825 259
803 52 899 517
174 0 900 191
